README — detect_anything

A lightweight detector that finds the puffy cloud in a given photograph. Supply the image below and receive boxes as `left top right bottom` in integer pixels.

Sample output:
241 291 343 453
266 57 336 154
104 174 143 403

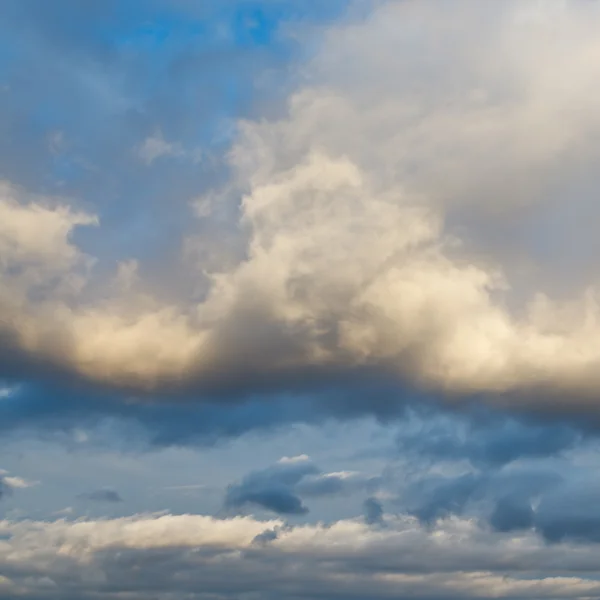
491 480 600 544
387 442 600 547
224 456 317 515
224 456 375 516
4 0 600 429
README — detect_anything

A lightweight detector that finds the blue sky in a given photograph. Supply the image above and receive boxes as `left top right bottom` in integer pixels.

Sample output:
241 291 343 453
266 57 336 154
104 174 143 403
3 1 600 599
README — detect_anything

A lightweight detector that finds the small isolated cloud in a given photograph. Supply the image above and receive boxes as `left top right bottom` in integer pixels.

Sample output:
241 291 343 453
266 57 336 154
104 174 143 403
137 131 183 165
79 488 123 503
0 386 16 400
3 476 37 489
278 454 310 464
0 472 38 497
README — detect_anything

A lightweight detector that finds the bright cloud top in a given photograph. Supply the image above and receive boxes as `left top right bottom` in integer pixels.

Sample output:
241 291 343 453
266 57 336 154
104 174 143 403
2 0 600 413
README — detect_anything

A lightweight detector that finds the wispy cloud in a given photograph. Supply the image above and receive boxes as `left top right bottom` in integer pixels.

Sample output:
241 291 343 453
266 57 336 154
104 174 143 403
136 131 184 165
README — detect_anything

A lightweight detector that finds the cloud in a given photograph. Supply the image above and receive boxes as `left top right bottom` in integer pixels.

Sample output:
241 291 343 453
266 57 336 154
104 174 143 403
4 511 600 599
0 471 38 498
136 131 184 165
535 485 600 543
224 457 317 515
2 476 37 489
363 496 384 525
403 472 486 524
388 447 600 547
224 456 376 515
489 480 600 544
3 0 600 436
395 409 583 468
79 488 123 503
489 495 535 533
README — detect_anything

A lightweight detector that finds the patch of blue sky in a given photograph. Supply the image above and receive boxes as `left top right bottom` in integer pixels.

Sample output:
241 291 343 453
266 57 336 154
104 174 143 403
0 0 353 265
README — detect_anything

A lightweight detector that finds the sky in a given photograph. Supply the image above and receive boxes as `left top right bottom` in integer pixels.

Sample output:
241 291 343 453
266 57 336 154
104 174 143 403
4 1 600 598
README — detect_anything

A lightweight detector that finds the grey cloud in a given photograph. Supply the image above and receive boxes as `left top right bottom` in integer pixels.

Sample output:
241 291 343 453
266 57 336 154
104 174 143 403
534 485 600 544
395 460 600 547
403 473 486 524
224 459 318 515
489 496 535 533
398 464 563 529
229 487 308 515
487 483 600 544
252 527 281 545
396 410 583 468
363 496 384 525
224 457 377 516
79 488 123 503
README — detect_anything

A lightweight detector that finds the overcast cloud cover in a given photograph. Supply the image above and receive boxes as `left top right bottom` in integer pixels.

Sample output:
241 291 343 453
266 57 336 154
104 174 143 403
3 1 600 598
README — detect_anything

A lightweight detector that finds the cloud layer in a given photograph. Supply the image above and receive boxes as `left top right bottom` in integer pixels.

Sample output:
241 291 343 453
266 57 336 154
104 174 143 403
5 510 600 600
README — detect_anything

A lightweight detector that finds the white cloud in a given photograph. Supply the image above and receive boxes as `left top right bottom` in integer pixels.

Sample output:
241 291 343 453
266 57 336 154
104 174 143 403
4 1 600 415
0 386 16 399
3 476 37 489
278 454 310 464
137 131 184 165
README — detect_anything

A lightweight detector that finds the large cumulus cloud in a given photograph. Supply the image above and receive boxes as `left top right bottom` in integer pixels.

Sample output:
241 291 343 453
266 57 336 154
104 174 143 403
3 0 600 425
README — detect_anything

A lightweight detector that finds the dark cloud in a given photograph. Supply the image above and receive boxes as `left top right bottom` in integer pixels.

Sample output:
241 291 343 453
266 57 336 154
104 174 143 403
403 473 486 524
224 456 377 516
489 496 535 533
487 483 600 545
398 464 562 530
79 488 123 503
397 463 600 548
363 497 384 525
534 486 600 544
230 486 308 515
396 409 583 468
252 527 280 545
0 373 417 448
224 458 317 515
